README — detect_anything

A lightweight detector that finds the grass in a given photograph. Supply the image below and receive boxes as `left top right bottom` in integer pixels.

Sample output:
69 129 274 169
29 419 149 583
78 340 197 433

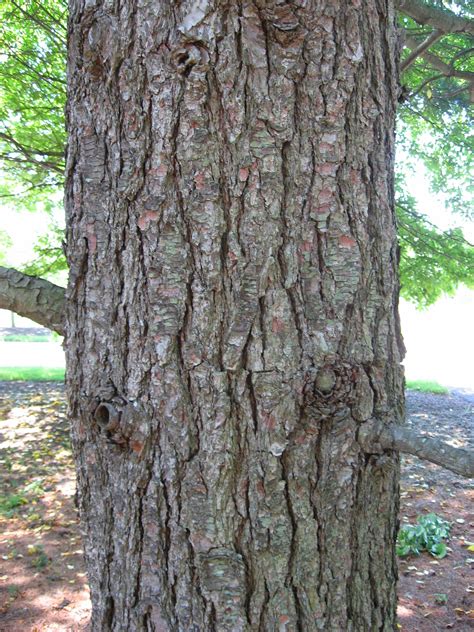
406 380 449 394
0 367 65 382
0 334 51 342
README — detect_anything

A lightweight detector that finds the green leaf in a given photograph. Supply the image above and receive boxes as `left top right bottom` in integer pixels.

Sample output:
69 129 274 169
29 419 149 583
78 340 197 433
430 542 447 559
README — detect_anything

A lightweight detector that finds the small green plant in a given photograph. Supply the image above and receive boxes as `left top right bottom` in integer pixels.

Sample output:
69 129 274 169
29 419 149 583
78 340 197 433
24 479 45 496
28 544 49 569
0 493 28 517
0 479 45 517
397 513 450 558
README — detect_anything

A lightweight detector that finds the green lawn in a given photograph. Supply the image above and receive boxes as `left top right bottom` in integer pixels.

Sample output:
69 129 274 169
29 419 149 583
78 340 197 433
405 380 449 394
0 367 65 381
0 334 52 343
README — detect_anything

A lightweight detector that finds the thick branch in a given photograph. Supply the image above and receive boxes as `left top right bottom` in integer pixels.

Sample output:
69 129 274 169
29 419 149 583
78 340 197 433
401 30 444 71
397 0 474 36
359 422 474 479
0 266 65 335
405 35 474 82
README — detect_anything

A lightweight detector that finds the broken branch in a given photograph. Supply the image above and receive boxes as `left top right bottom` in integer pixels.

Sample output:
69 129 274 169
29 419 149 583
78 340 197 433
359 421 474 479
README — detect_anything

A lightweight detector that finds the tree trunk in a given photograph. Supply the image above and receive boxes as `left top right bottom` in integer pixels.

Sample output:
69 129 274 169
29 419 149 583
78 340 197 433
65 1 404 630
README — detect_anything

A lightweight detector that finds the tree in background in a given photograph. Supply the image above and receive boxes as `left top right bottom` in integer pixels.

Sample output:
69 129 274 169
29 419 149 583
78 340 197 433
396 0 474 305
0 0 472 304
0 0 66 277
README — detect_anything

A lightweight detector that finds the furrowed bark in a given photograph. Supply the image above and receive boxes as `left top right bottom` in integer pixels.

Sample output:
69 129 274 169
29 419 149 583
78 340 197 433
359 422 474 478
66 1 403 630
397 0 474 36
0 265 65 335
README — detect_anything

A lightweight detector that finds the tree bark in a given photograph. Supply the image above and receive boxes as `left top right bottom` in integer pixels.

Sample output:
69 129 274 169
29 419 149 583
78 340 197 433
66 2 404 630
359 421 474 478
0 265 65 335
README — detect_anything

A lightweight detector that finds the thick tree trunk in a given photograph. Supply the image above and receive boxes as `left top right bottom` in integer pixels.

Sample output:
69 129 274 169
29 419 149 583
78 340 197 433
65 2 403 630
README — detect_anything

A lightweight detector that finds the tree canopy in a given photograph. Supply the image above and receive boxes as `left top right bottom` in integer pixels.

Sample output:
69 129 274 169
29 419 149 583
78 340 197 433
0 0 472 306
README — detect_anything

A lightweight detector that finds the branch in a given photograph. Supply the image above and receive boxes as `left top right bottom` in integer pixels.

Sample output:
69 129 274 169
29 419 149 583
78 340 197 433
0 266 65 335
401 29 444 71
405 35 474 82
359 421 474 479
397 0 474 36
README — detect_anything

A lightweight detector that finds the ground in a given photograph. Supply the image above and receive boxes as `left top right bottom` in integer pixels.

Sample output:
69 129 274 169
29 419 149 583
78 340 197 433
0 383 472 632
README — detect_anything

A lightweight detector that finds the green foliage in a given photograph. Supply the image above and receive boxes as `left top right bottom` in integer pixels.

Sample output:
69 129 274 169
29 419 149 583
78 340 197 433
22 220 66 277
397 513 451 558
0 492 28 516
395 2 474 306
0 229 13 264
397 190 474 307
405 380 449 394
0 0 66 212
397 4 474 219
0 0 473 304
0 479 45 517
29 544 49 569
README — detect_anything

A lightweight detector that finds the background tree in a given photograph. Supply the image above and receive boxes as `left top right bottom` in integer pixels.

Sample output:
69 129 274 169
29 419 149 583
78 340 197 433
396 0 474 305
0 0 66 277
0 0 472 305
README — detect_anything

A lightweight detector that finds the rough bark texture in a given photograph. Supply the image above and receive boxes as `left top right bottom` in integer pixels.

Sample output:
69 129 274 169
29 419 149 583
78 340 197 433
0 265 65 335
66 1 404 630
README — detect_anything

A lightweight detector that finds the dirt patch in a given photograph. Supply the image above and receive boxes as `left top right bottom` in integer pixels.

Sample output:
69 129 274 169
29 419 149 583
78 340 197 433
0 383 472 631
397 390 474 631
0 382 90 632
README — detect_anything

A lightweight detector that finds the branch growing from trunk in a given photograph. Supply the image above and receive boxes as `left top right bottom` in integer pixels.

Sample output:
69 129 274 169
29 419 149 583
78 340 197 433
401 30 444 71
397 0 474 36
405 34 474 83
359 421 474 479
0 266 65 335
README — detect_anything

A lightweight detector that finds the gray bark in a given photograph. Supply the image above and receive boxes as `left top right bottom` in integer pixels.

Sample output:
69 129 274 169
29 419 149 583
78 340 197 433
396 0 474 36
359 422 474 479
0 265 65 335
387 425 474 478
66 1 404 630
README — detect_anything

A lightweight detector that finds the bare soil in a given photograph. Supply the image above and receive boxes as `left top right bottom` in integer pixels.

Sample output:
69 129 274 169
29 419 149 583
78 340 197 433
0 383 472 631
